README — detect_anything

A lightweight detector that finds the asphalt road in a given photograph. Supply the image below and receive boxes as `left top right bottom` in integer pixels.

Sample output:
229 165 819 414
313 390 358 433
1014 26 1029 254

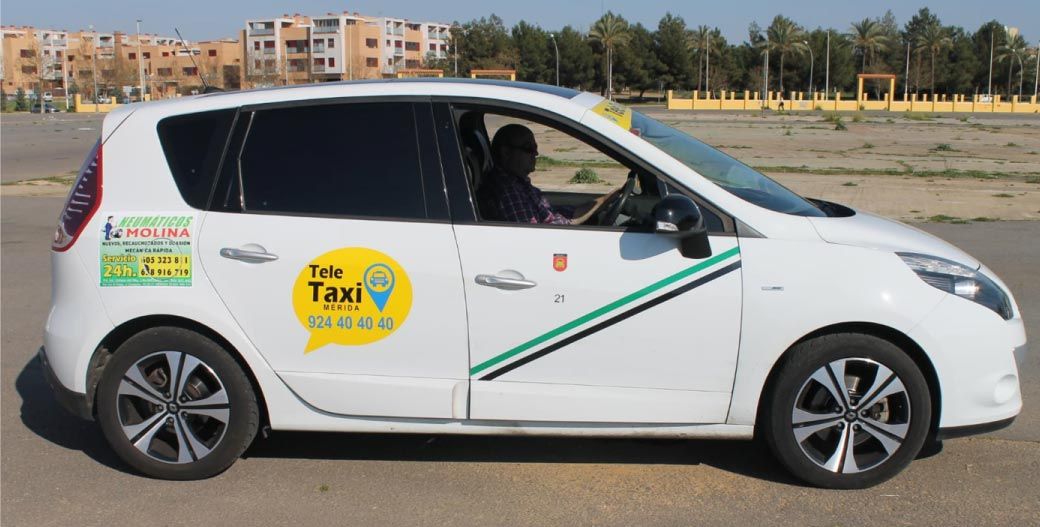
0 113 104 182
1 195 1037 526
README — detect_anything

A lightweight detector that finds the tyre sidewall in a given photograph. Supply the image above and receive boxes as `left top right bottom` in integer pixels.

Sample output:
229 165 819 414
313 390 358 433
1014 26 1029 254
765 334 931 489
96 326 258 480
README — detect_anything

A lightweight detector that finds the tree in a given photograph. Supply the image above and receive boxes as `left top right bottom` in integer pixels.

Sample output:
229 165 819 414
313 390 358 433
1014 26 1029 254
613 23 658 97
654 13 694 90
15 87 28 111
512 21 551 83
589 11 630 99
763 15 808 95
554 26 595 89
996 31 1029 96
973 21 1006 95
915 24 952 94
688 25 710 90
849 19 890 72
458 15 516 71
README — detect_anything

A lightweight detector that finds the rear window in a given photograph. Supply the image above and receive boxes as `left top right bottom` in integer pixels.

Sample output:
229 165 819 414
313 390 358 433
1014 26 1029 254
157 109 237 208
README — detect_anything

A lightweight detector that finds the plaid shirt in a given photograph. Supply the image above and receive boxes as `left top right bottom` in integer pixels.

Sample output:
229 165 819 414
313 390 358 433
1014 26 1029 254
481 169 573 224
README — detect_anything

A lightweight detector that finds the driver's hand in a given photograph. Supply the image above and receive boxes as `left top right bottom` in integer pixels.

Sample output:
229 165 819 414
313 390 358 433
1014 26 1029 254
572 186 624 225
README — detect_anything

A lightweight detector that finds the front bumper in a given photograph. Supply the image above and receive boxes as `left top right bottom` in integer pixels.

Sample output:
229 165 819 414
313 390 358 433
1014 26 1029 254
39 347 93 421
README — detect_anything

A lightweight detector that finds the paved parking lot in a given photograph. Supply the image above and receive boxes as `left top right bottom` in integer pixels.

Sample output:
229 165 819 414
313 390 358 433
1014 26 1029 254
1 193 1037 526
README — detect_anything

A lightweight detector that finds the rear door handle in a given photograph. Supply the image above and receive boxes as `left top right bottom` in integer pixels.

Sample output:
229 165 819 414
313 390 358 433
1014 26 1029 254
475 273 537 290
220 245 279 263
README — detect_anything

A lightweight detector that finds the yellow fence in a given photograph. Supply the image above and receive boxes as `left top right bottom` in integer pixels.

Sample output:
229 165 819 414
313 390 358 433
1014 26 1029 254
73 94 122 113
666 90 1040 114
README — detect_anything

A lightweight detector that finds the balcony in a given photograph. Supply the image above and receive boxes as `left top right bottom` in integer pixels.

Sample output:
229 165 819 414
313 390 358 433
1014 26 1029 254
312 65 326 73
393 48 404 56
249 27 275 36
313 25 339 34
262 47 276 54
313 46 325 53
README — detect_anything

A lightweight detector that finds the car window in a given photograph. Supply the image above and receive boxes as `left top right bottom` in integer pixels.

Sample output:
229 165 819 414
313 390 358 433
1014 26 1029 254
466 111 723 232
157 109 238 209
238 102 427 219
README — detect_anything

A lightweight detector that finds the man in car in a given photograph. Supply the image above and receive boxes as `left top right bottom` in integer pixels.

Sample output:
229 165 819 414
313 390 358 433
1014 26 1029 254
480 124 619 225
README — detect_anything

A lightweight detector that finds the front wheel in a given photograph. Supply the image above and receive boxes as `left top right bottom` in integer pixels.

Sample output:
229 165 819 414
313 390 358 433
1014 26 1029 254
96 327 259 480
763 333 931 489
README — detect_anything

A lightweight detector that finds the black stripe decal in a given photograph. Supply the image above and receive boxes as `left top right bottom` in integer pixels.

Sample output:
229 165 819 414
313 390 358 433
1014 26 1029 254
479 260 742 381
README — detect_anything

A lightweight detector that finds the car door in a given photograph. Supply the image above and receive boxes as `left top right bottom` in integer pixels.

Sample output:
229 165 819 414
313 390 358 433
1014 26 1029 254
196 100 470 419
438 103 743 424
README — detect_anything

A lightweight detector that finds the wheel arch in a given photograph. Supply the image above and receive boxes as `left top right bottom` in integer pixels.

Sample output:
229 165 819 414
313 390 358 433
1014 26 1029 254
754 322 942 438
84 314 270 429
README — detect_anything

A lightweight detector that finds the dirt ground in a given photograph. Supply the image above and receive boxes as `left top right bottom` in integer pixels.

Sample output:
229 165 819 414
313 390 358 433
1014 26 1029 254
506 109 1040 222
6 108 1039 221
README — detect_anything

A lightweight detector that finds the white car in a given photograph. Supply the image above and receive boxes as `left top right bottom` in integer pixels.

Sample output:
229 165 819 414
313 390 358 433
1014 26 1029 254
43 80 1026 488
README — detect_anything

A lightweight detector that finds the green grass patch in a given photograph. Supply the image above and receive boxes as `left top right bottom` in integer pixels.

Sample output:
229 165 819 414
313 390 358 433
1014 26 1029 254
861 142 875 149
904 112 934 121
841 181 858 186
851 113 864 123
1026 176 1040 184
972 216 998 222
1005 142 1019 147
932 143 957 152
992 193 1015 198
536 156 618 170
927 214 969 224
569 167 604 184
554 146 578 153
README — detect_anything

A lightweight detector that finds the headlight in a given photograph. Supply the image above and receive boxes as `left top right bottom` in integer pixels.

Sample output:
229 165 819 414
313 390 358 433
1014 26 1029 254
898 253 1013 320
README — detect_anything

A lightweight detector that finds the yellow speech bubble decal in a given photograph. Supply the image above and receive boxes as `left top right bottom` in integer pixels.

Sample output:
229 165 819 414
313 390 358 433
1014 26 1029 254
292 247 413 353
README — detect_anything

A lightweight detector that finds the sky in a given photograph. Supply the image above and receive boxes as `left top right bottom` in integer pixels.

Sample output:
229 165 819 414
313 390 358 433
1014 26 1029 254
2 0 1038 45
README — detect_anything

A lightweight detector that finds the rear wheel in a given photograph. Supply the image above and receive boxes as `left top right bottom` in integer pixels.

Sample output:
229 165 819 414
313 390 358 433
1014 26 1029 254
763 333 931 489
96 327 259 480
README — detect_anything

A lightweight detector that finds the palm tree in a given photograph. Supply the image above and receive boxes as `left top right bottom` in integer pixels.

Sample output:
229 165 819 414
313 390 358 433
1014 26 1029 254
687 25 710 91
996 32 1028 97
848 18 890 72
589 12 630 100
762 15 808 96
914 24 951 95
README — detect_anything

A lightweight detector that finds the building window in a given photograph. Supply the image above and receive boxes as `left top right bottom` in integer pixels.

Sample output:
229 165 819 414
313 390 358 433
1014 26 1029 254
405 59 419 69
68 55 75 61
328 58 335 67
208 49 217 57
387 58 392 66
253 41 260 50
22 65 37 74
385 39 390 47
143 52 150 59
157 68 172 76
366 38 377 48
405 41 419 51
366 57 378 67
395 40 403 48
313 38 322 46
313 58 325 66
163 51 170 57
129 52 137 59
20 49 33 58
182 67 197 76
263 40 275 49
429 44 437 51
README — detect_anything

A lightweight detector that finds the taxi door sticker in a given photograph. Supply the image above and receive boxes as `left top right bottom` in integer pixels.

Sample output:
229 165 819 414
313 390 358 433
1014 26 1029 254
99 213 194 287
591 99 632 130
292 247 413 353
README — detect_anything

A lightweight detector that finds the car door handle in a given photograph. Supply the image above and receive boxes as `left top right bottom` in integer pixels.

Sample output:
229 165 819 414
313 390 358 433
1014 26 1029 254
475 273 537 290
220 246 279 263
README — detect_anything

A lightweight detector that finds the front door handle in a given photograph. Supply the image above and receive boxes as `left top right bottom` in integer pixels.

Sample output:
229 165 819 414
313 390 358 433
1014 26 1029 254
220 245 279 263
475 273 537 290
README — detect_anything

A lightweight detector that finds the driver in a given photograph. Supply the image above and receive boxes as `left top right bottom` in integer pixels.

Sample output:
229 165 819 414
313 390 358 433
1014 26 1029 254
479 124 621 224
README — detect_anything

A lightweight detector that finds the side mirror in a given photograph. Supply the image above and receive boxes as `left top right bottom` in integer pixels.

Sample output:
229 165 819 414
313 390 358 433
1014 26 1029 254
651 195 712 259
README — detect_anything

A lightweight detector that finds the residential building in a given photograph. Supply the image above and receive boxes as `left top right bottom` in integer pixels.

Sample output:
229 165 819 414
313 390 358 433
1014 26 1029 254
1 26 69 96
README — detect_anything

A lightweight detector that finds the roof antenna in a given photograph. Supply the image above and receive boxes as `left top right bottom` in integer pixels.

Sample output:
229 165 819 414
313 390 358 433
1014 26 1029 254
174 27 222 93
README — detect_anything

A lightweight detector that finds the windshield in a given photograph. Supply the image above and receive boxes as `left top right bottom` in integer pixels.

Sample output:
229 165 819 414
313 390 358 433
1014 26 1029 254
629 110 825 217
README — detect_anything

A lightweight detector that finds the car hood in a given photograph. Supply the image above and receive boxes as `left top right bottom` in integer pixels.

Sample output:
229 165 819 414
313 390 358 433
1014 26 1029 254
807 208 980 269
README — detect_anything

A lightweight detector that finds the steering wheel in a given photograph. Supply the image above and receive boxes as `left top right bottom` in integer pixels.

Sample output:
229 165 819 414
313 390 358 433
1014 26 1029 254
598 171 638 226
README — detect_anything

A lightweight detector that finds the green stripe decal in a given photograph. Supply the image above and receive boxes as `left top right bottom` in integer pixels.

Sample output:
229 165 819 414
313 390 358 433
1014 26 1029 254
469 246 741 376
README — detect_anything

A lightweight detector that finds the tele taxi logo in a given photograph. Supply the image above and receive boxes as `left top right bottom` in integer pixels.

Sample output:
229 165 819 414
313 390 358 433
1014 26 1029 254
292 248 412 353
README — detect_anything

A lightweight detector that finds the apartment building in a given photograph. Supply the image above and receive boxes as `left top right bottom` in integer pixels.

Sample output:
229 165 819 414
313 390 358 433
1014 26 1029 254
241 12 451 87
1 26 70 95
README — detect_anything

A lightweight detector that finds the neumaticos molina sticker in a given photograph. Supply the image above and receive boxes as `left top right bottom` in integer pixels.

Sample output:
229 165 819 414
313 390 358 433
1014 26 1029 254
99 214 193 287
292 247 413 353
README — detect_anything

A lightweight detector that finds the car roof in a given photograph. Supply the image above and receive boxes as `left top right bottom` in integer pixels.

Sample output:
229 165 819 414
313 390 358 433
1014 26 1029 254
200 78 582 101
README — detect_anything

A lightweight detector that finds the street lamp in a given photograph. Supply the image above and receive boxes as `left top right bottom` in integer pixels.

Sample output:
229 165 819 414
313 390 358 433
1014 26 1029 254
1034 42 1039 97
549 33 559 86
803 40 814 100
136 19 145 102
824 30 830 100
89 24 99 113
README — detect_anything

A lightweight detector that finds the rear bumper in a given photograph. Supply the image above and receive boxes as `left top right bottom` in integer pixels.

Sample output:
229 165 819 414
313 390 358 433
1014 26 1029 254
39 347 93 421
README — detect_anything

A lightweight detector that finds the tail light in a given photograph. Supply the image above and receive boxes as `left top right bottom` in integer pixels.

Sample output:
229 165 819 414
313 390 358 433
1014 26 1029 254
52 139 102 252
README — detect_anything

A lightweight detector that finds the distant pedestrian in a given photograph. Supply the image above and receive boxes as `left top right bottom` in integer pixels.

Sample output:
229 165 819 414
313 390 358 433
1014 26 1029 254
778 99 785 112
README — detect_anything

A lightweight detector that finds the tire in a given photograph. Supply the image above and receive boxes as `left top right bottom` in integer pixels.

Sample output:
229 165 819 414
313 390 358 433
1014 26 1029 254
762 333 931 489
96 326 259 480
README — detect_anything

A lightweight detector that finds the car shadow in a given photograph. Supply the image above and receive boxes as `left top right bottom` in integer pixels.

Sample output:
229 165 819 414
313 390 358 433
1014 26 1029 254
19 352 799 485
15 353 134 475
244 430 800 486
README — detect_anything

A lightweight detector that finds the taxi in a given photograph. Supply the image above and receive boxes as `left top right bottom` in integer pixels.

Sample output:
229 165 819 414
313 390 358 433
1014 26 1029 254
42 79 1026 488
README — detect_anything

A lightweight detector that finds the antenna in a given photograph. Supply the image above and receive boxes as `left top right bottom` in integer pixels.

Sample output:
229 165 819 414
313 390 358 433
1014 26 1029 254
174 27 222 93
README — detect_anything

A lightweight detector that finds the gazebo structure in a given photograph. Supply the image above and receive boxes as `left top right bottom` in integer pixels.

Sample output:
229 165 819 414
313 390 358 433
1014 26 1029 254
469 69 516 81
856 73 896 102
